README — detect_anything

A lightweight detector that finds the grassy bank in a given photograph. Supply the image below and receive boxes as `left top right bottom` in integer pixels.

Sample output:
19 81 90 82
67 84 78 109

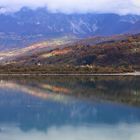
0 64 134 74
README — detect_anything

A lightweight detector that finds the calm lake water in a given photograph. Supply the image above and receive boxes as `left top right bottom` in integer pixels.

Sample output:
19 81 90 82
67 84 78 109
0 76 140 140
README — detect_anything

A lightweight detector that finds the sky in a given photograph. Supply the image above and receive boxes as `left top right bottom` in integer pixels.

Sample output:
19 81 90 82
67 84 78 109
0 0 140 15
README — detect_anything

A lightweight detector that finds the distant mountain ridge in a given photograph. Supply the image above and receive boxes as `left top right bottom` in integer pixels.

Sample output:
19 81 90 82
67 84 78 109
0 7 140 50
1 7 140 36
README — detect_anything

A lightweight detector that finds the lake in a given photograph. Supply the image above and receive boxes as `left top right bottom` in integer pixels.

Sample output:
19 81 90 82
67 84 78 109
0 75 140 140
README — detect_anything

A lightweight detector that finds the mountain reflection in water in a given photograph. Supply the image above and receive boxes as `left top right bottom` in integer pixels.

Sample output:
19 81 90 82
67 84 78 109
0 76 140 140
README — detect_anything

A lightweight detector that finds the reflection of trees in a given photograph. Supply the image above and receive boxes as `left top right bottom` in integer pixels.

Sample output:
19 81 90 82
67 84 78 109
0 75 140 106
0 80 71 104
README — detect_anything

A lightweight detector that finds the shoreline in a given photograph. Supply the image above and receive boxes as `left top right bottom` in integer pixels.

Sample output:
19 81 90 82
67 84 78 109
0 71 139 76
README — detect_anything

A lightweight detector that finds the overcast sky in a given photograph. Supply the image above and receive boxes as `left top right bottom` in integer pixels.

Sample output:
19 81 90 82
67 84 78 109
0 0 140 15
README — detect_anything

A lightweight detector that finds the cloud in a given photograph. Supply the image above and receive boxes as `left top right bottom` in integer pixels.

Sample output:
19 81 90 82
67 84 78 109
0 0 140 15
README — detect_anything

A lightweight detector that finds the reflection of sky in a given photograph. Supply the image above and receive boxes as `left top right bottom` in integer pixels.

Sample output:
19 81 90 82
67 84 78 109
0 124 140 140
0 95 140 131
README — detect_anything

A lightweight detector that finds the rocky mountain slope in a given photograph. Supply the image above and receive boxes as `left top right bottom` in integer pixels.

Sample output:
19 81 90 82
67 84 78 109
0 7 140 50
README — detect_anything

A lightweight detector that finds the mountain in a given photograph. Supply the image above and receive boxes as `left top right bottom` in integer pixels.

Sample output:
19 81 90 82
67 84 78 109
0 33 140 73
0 7 140 50
16 33 140 67
0 34 132 65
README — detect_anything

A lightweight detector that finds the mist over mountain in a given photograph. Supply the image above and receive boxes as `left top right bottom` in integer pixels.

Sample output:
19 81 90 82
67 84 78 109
0 7 140 50
1 7 140 36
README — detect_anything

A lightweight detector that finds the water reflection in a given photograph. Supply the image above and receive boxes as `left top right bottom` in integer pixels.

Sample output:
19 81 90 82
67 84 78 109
0 76 140 139
0 80 70 103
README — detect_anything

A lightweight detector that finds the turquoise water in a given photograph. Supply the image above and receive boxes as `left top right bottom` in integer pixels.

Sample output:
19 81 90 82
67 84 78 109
0 76 140 140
